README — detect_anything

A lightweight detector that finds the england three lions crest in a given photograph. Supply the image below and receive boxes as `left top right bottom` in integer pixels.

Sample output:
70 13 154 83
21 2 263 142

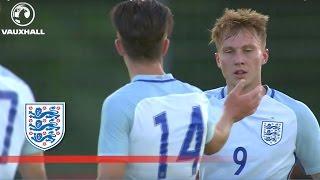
25 102 65 151
261 121 283 146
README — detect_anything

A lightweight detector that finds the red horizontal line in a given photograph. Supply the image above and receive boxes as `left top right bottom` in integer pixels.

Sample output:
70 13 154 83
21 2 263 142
0 155 232 164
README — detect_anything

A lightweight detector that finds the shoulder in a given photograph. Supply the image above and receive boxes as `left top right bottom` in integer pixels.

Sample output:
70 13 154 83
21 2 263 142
0 65 25 84
205 87 224 100
0 65 34 100
176 80 203 93
101 82 148 118
271 89 316 125
102 84 133 110
271 89 311 115
100 85 134 132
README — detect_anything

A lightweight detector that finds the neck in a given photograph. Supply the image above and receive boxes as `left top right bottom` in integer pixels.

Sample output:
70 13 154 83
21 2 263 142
125 57 165 79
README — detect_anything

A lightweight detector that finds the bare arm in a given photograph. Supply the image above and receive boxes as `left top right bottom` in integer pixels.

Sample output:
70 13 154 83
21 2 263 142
97 163 126 180
312 173 320 180
205 80 263 154
18 152 47 179
204 112 233 154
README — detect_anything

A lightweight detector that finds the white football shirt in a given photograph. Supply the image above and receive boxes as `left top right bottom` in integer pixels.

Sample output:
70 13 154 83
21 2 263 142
0 65 42 179
98 74 221 179
200 86 320 179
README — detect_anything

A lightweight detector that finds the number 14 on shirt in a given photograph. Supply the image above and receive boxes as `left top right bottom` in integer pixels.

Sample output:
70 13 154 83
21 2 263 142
154 106 204 179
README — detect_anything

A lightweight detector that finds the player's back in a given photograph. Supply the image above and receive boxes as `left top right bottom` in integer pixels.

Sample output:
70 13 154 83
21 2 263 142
99 74 217 180
0 65 34 179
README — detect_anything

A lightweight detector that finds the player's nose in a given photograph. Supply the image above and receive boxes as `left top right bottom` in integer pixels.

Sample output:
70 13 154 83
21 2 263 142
234 52 245 65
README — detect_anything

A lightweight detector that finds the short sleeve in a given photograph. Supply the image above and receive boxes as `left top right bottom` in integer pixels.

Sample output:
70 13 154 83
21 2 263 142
98 96 130 156
295 101 320 175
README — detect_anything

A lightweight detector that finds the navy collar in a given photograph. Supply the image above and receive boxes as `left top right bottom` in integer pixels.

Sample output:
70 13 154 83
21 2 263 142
132 73 176 83
265 85 275 98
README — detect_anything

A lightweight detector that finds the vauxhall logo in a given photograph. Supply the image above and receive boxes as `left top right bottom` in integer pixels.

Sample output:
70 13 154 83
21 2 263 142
1 2 45 36
2 29 45 35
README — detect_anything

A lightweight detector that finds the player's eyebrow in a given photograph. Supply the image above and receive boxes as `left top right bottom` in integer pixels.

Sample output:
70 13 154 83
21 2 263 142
242 44 256 49
221 46 234 50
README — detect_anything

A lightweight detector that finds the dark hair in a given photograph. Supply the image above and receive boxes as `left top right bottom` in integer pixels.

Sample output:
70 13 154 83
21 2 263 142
111 0 173 61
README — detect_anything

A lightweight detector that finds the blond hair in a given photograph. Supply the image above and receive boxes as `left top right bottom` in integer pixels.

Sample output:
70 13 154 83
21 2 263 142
211 8 269 49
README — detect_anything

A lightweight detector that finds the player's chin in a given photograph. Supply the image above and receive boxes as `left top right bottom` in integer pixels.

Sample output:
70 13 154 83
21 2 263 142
234 78 246 84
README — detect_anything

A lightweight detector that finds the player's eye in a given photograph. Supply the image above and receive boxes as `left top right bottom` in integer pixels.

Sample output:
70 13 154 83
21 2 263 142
244 49 253 52
223 49 233 53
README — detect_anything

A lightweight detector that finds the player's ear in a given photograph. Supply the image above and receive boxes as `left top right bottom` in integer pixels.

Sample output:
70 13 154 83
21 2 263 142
262 48 269 65
215 52 222 68
162 37 170 56
115 38 125 56
115 32 126 56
